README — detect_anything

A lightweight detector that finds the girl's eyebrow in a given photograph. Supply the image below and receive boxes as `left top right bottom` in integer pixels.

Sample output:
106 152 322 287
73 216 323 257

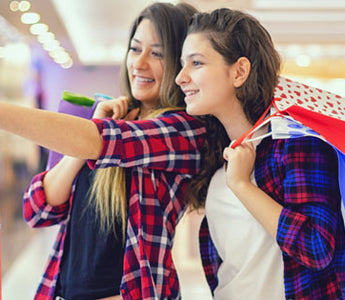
185 53 205 60
132 38 162 48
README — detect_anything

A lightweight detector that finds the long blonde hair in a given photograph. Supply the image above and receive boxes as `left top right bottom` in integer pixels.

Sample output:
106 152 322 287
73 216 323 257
89 3 198 240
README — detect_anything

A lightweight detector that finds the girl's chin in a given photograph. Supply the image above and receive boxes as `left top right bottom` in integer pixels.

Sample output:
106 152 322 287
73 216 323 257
186 105 204 116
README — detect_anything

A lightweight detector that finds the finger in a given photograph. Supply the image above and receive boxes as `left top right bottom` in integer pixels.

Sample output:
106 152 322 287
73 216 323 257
112 102 123 120
230 139 237 148
110 97 129 120
121 97 128 118
118 96 129 118
223 146 231 161
93 100 113 118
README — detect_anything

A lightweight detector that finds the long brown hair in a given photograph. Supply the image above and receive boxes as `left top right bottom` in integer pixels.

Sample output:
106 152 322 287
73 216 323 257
90 3 199 239
185 115 229 209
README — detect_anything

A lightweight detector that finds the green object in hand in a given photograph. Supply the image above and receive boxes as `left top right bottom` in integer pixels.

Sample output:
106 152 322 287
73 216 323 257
62 91 95 107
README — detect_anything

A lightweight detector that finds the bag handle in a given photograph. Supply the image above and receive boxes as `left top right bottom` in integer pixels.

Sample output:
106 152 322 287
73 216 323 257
231 98 285 148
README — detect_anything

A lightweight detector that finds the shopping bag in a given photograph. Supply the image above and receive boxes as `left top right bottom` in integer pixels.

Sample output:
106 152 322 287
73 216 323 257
45 94 100 169
232 76 345 208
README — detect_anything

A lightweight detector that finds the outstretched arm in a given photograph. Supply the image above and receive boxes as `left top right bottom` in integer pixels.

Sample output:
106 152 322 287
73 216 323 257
0 101 102 159
42 96 136 206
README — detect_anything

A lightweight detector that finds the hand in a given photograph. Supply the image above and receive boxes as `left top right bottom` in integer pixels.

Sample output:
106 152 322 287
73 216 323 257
93 96 130 120
124 107 140 121
223 141 256 191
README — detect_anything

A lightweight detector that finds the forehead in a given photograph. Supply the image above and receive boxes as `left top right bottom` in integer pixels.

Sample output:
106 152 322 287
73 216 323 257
132 18 160 45
182 33 212 56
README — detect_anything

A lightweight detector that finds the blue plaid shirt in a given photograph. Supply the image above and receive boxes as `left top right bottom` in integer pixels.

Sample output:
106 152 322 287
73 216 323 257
199 136 345 299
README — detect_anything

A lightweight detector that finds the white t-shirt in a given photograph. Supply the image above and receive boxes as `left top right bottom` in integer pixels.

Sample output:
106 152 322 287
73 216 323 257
205 166 285 300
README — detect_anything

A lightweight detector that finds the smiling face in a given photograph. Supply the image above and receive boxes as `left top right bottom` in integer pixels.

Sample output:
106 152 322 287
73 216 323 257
176 33 238 119
126 18 164 109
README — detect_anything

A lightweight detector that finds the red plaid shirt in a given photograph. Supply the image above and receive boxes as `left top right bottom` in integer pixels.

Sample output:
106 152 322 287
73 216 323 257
23 111 206 300
199 136 345 299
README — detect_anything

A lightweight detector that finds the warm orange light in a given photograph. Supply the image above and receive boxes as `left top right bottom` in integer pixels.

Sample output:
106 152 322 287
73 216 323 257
9 1 20 12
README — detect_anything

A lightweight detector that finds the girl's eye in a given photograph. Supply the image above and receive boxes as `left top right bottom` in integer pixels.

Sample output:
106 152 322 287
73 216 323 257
129 46 141 53
193 60 203 66
152 51 163 58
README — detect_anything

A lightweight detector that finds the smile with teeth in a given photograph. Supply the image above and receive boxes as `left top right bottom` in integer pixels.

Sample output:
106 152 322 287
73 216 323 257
134 75 154 83
184 90 199 97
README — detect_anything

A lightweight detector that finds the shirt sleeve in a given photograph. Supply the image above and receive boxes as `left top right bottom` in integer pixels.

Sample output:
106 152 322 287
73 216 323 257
23 171 70 228
276 136 341 270
87 111 206 173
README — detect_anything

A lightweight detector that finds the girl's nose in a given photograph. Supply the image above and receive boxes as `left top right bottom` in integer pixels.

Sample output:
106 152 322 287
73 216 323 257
175 67 189 86
133 52 148 70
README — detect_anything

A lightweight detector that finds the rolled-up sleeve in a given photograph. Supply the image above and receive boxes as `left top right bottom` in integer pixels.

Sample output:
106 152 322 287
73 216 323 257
277 137 340 270
23 171 70 228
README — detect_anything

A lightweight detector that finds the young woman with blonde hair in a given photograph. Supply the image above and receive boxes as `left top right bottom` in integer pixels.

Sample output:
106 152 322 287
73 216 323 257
0 3 225 300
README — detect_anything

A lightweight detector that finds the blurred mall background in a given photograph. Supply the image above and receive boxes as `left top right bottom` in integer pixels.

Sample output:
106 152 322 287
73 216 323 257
0 0 344 299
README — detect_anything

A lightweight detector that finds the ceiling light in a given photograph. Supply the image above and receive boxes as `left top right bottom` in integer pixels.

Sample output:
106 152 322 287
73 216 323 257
18 1 31 12
37 32 55 43
53 51 70 64
30 23 49 35
48 47 65 59
305 44 322 58
61 58 73 69
296 54 311 67
9 1 20 12
324 45 344 57
21 12 40 25
43 40 60 52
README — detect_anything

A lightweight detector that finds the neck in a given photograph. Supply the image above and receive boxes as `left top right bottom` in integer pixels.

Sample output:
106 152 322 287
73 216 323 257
220 115 269 147
138 104 154 120
214 99 252 141
215 100 268 145
223 116 253 142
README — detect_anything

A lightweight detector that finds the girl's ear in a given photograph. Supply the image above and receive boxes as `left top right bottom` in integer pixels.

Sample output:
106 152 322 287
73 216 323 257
232 57 251 88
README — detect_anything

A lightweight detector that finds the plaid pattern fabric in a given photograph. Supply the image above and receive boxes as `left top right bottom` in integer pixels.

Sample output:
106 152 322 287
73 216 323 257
23 111 206 300
23 171 72 300
199 136 345 299
198 217 222 295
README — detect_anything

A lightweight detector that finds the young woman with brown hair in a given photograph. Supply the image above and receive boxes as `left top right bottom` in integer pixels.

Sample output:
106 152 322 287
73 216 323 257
176 8 345 299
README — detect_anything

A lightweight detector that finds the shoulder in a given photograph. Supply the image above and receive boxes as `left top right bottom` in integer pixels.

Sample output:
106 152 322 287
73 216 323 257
279 137 337 169
256 136 339 185
151 110 207 139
